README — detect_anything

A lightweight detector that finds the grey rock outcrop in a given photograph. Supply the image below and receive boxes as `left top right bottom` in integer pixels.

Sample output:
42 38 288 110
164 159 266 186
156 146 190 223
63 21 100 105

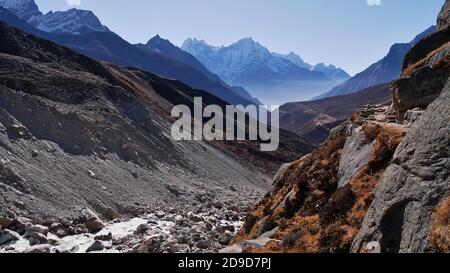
391 65 449 114
352 77 450 253
392 25 450 118
271 162 294 187
81 208 105 233
86 240 105 253
337 126 375 188
28 232 49 245
0 217 14 229
437 0 450 31
0 229 20 245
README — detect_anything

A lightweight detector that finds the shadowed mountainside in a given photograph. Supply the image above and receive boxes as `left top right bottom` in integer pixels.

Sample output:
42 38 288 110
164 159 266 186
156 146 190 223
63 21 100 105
316 26 435 99
136 35 261 105
279 83 391 145
0 6 257 107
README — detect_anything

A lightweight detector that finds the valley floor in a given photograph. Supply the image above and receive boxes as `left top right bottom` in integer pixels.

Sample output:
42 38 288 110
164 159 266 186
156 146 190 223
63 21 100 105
0 198 256 253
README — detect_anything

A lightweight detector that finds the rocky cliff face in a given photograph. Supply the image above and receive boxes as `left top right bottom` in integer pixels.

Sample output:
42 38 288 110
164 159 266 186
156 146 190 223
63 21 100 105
352 2 450 253
230 1 450 253
352 78 450 253
438 0 450 32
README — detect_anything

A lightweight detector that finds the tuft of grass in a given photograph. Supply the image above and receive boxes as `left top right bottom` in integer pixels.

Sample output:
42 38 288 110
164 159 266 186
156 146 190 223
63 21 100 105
430 197 450 253
402 41 450 77
319 184 356 226
282 230 305 248
364 124 406 172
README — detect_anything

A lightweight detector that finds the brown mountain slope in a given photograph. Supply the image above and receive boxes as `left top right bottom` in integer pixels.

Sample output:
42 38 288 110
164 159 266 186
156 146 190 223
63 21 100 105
0 21 311 224
279 83 391 145
105 64 314 175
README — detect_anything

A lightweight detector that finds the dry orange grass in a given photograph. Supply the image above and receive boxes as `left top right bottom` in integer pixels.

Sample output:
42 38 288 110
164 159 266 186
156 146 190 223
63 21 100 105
430 197 450 253
232 130 347 249
246 215 322 253
233 121 407 253
402 41 450 77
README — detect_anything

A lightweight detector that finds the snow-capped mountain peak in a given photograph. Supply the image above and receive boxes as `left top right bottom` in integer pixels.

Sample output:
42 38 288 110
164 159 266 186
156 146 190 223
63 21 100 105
311 63 350 82
234 37 255 45
183 37 207 46
226 37 273 61
0 0 110 35
271 53 350 82
182 36 352 98
182 37 319 84
182 38 221 53
0 0 41 21
33 8 110 35
312 63 336 70
275 52 311 69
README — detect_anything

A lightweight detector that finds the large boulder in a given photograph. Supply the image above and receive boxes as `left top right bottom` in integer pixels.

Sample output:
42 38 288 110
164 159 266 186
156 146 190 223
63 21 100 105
0 217 15 229
81 208 105 233
352 77 450 253
25 224 49 236
0 229 20 245
0 210 16 229
392 65 449 114
402 23 450 73
86 240 106 253
393 22 450 117
28 232 50 246
337 126 375 188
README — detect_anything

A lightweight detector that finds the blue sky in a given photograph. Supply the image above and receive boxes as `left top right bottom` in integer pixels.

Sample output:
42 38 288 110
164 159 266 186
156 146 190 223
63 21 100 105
35 0 444 75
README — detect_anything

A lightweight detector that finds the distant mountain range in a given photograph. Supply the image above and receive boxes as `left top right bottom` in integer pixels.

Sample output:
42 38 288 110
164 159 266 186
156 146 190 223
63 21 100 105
273 52 311 69
316 26 436 99
310 63 351 83
0 0 354 106
137 35 260 104
0 0 109 34
0 0 259 106
0 0 41 21
182 38 350 105
272 52 351 82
